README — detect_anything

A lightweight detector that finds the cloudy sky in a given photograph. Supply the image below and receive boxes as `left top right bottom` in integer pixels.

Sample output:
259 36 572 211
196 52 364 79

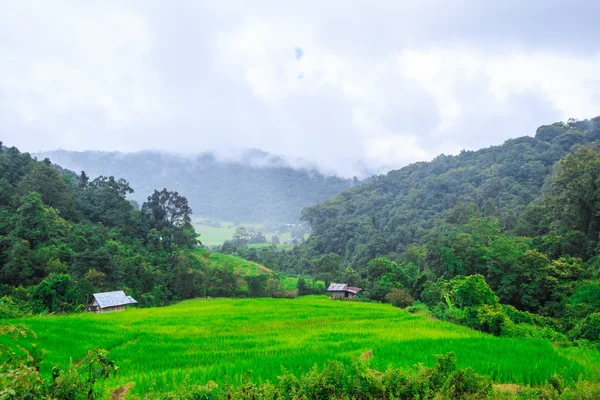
1 0 599 176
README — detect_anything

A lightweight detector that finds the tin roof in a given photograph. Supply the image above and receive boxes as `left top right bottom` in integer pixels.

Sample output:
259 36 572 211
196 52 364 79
327 283 362 293
327 283 347 291
92 291 137 309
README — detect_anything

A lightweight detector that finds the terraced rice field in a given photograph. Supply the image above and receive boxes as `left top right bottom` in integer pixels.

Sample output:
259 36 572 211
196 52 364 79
5 297 597 397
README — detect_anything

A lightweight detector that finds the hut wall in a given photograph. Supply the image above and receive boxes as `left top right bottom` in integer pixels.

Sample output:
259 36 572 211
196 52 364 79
329 291 357 300
100 305 126 313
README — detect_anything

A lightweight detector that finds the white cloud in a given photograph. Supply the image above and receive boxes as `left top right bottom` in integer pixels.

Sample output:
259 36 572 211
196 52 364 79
1 1 600 177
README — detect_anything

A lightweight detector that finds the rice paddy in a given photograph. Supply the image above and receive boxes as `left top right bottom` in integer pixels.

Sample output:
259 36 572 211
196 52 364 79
5 297 598 397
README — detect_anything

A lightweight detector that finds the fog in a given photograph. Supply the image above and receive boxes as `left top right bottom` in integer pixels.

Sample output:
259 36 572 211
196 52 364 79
2 0 600 176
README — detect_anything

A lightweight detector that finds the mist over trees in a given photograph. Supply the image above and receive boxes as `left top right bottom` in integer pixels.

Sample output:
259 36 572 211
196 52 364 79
34 149 358 223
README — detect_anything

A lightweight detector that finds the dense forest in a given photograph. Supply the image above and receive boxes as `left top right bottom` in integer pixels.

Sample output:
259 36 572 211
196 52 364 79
219 117 600 345
34 149 358 223
0 143 287 318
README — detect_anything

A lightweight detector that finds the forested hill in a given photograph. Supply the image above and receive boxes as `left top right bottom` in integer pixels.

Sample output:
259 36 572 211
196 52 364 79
301 116 600 267
34 149 358 223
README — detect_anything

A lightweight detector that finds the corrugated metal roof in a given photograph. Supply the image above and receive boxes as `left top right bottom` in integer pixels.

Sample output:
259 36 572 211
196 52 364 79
93 291 137 309
327 283 348 291
327 283 362 293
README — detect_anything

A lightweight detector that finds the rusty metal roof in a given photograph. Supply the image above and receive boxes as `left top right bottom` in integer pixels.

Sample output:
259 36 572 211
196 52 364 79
92 291 137 309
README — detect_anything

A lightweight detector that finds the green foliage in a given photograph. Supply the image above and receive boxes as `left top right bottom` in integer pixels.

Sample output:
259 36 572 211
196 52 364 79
453 275 499 308
0 143 214 313
384 288 414 308
569 313 600 342
30 273 79 313
565 281 600 320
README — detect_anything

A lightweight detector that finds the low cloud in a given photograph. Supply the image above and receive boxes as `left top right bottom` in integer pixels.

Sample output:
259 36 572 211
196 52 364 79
1 0 599 177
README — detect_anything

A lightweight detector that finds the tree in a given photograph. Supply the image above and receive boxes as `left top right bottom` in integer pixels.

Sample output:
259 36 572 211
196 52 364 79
77 176 134 228
17 161 76 218
142 188 193 230
247 275 269 297
453 275 498 308
296 276 308 296
142 189 196 248
385 288 414 308
232 227 251 246
549 147 600 239
30 273 79 313
313 253 342 287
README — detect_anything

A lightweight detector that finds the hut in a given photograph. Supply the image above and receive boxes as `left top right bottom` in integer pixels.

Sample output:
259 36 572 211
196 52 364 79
327 283 361 299
87 291 137 313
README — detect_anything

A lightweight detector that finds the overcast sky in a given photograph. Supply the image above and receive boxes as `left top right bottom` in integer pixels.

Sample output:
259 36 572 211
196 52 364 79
1 0 599 176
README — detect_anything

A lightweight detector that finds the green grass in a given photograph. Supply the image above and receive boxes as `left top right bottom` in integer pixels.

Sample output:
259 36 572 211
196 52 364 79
5 297 597 397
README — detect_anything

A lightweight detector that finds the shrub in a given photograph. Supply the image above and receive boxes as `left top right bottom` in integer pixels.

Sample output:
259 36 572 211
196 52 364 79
464 305 511 336
569 312 600 342
384 288 414 308
504 323 568 342
444 367 492 399
453 275 498 308
443 307 467 325
405 301 430 316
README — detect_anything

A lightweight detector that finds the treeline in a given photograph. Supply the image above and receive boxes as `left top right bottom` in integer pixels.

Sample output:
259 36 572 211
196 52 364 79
218 118 600 345
0 143 212 316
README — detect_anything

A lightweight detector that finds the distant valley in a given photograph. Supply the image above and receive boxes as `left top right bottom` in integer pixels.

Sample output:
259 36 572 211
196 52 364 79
34 148 360 224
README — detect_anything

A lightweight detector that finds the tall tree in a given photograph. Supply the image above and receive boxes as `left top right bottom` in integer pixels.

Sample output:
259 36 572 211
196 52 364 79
549 147 600 239
142 188 193 231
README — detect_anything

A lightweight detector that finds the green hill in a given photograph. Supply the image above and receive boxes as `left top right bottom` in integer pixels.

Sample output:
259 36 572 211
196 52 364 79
6 297 597 398
302 117 600 268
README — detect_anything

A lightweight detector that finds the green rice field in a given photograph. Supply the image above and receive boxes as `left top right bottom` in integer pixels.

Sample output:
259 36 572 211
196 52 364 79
5 297 598 397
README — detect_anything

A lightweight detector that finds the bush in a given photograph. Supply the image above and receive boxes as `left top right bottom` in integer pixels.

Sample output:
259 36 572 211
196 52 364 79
464 305 511 336
444 367 492 399
405 301 430 316
569 312 600 342
504 323 568 342
443 307 466 325
0 296 30 319
384 288 414 308
453 275 498 308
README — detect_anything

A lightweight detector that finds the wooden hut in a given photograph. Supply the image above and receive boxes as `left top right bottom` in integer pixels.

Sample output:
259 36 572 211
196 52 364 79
87 291 137 313
327 283 361 299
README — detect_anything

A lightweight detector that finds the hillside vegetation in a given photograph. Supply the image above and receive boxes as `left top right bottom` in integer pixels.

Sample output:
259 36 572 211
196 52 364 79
5 297 597 398
222 117 600 347
34 149 358 223
0 143 305 319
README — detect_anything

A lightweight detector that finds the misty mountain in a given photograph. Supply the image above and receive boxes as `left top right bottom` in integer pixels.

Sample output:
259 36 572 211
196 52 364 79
34 149 359 223
301 116 600 268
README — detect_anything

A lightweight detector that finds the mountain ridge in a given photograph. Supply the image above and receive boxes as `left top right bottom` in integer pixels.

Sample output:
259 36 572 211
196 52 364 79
34 148 360 223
